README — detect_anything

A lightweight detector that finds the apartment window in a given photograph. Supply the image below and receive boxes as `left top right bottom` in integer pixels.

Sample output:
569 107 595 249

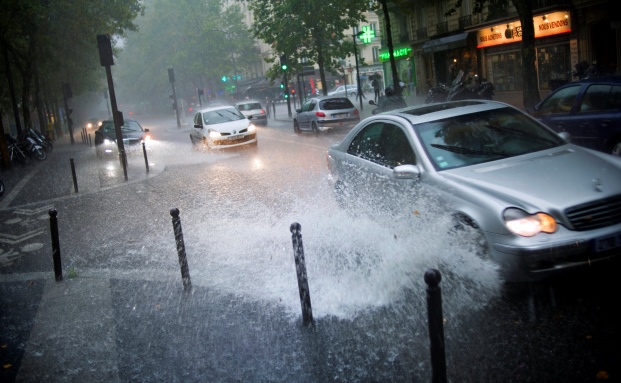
372 47 380 63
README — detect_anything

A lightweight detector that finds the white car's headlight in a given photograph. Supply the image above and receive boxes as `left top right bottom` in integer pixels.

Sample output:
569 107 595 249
248 124 256 132
208 130 221 138
503 208 557 237
103 138 113 145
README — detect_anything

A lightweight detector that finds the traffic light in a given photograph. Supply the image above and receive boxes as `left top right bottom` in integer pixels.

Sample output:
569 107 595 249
221 76 228 82
280 83 284 89
280 55 288 71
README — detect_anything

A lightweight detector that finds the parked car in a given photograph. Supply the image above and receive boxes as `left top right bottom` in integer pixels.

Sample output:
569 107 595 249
94 119 150 156
328 84 359 97
532 76 621 155
235 100 267 126
190 105 257 149
327 100 621 282
294 96 360 134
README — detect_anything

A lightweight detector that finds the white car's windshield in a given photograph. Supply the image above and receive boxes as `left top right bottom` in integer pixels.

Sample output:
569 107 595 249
416 108 566 170
203 108 245 125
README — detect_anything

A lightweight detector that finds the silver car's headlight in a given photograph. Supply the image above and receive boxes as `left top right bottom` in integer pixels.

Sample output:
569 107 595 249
503 208 557 237
208 130 221 138
247 124 256 132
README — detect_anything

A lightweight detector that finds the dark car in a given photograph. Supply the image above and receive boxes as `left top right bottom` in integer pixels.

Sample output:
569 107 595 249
532 76 621 155
94 119 150 156
294 96 360 134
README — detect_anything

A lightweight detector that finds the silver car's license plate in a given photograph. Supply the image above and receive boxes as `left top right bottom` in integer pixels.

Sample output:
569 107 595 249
333 113 348 118
594 232 621 252
228 135 242 140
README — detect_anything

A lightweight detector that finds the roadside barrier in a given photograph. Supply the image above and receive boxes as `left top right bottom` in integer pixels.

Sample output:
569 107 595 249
70 158 78 193
426 269 447 383
170 208 192 291
142 142 149 173
48 209 62 282
290 222 314 326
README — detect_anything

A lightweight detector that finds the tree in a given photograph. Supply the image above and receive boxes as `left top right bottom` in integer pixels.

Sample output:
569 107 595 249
246 0 369 95
116 0 256 107
0 0 144 134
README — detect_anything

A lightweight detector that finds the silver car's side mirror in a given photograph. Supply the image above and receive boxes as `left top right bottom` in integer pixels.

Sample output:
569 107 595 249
393 164 420 179
558 131 571 143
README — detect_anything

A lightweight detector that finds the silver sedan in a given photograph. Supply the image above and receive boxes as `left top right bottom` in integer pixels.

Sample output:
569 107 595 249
327 100 621 282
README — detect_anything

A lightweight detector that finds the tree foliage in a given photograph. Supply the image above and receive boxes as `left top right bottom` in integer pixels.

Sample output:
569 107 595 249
115 0 256 108
0 0 143 133
246 0 369 95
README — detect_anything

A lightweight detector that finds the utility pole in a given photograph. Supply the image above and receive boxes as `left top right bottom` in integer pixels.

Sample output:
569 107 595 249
168 68 180 128
97 34 127 181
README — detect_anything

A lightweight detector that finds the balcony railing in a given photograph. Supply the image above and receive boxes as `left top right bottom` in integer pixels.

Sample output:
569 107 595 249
459 15 472 30
436 21 448 35
416 27 428 40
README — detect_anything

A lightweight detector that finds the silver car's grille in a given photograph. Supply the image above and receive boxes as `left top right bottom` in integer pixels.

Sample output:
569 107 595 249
565 195 621 231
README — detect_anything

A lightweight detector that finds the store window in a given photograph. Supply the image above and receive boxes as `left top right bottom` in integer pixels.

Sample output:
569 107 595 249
485 52 522 91
537 45 570 91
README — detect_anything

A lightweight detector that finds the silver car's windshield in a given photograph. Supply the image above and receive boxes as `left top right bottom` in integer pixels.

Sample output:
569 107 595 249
416 108 565 170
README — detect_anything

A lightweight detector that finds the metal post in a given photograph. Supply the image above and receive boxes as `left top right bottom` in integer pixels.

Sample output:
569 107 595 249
170 208 191 291
290 222 313 326
142 142 149 173
104 65 128 180
49 209 62 282
353 34 364 111
70 158 78 193
425 269 447 383
88 133 91 147
284 71 292 118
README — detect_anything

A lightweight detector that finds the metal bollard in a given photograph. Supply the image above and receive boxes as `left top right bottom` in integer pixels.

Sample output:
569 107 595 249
425 269 447 383
142 142 149 173
80 129 85 144
88 133 92 147
170 208 191 290
290 222 313 326
69 158 78 193
49 209 62 282
70 158 78 193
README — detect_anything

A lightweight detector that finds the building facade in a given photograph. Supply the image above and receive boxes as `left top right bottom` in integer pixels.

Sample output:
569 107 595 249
377 0 619 108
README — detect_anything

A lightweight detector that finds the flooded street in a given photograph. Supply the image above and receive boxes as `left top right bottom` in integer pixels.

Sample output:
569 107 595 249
1 117 619 382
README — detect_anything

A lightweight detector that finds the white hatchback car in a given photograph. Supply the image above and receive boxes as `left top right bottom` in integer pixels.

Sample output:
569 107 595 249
190 105 257 149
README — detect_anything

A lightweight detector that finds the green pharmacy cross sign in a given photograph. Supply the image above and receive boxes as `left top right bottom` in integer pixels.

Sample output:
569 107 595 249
359 26 375 44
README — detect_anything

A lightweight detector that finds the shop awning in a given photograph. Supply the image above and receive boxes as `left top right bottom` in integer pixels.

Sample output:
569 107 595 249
422 32 470 53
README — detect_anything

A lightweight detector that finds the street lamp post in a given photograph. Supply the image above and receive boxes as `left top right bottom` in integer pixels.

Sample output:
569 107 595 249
352 31 365 111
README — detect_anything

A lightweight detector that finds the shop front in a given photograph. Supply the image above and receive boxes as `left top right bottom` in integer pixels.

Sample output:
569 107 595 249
476 10 574 99
421 32 479 89
379 46 415 95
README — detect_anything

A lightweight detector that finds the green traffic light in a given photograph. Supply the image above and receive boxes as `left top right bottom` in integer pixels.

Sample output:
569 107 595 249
281 64 288 71
280 84 284 88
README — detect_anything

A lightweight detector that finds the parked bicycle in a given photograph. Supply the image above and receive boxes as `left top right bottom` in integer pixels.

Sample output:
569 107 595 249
6 135 31 165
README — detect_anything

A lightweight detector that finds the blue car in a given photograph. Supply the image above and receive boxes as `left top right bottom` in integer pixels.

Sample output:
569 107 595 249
533 76 621 155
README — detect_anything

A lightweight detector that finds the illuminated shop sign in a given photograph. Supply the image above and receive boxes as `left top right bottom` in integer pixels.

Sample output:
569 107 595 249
476 11 571 48
379 47 412 62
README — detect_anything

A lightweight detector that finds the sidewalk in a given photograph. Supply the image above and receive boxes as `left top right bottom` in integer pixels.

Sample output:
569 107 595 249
0 134 165 210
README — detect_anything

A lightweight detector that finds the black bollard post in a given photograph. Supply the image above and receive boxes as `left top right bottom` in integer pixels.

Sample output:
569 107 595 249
142 142 149 173
88 133 92 147
80 129 85 144
49 209 62 282
170 208 191 290
290 222 313 326
70 158 78 193
425 269 447 383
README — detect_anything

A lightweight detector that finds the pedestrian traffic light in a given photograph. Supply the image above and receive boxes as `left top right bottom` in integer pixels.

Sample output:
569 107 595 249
280 55 288 71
